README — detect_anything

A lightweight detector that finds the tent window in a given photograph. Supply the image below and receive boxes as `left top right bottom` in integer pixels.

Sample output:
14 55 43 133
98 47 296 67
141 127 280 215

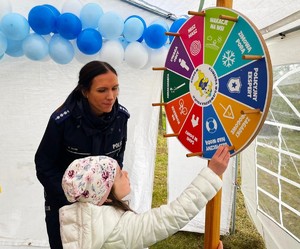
256 63 300 242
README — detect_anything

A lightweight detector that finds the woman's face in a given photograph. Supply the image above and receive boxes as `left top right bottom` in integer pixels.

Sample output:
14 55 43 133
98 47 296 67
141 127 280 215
113 166 131 200
84 71 119 116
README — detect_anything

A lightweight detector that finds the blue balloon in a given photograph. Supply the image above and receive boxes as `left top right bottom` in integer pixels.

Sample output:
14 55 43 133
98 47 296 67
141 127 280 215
80 3 103 29
151 19 169 32
144 24 167 49
43 4 60 33
0 32 8 56
49 34 74 64
125 15 146 42
57 13 82 40
0 13 30 40
28 5 57 35
6 38 24 57
123 16 145 42
76 28 102 55
169 18 187 42
98 11 124 40
22 33 48 61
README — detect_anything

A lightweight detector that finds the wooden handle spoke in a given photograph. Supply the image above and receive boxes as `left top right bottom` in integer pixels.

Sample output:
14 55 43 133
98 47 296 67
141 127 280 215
219 14 238 22
188 10 205 17
165 32 180 37
242 55 263 60
241 109 260 114
163 133 179 138
152 67 167 71
152 103 166 107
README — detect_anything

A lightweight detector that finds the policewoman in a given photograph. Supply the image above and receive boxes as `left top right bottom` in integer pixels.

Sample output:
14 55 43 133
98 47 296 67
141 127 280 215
35 61 130 249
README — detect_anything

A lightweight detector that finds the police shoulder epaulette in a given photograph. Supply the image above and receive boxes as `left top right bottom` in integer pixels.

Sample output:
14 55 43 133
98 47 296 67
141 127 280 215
118 105 130 118
51 107 71 124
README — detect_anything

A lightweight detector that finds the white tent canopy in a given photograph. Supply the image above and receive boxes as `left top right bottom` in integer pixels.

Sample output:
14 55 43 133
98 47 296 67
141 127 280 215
0 0 299 249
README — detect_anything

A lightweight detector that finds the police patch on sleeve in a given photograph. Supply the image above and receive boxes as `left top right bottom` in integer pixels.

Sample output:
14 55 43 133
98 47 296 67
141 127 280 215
119 104 130 118
51 107 71 124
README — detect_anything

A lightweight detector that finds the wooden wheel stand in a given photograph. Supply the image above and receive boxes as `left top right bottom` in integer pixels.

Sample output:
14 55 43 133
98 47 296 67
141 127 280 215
153 0 273 248
204 2 233 249
169 1 235 248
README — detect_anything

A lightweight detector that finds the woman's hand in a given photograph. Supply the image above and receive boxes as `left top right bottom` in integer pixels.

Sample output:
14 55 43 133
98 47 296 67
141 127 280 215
208 146 230 176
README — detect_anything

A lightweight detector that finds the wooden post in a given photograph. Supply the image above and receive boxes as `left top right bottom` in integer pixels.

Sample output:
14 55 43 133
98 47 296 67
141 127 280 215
216 0 233 8
203 1 232 249
204 171 223 249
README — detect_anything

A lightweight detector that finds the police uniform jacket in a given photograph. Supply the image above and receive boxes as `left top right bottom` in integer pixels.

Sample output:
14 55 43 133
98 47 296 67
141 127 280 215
35 93 130 209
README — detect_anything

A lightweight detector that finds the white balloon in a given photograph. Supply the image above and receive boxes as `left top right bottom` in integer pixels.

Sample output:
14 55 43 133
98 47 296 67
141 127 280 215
150 45 169 67
73 40 99 64
0 0 12 21
61 0 83 17
124 41 149 69
99 40 124 67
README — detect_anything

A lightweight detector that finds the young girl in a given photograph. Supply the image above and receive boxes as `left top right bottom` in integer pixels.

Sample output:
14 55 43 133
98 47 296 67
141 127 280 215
60 146 230 249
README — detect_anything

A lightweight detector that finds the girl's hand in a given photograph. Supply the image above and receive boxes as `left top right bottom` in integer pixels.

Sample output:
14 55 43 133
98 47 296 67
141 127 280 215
208 146 230 176
217 240 223 249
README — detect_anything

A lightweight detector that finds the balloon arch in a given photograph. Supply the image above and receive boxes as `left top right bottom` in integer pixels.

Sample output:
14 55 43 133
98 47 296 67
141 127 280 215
0 0 187 68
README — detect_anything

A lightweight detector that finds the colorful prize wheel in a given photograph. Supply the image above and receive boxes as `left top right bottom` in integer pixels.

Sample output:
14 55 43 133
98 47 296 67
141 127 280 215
163 7 273 159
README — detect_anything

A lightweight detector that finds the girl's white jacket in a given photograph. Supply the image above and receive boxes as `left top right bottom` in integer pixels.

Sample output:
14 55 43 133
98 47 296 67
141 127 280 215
59 167 222 249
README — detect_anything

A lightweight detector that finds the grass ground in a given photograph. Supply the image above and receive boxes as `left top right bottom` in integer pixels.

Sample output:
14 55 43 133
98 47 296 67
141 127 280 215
150 126 266 249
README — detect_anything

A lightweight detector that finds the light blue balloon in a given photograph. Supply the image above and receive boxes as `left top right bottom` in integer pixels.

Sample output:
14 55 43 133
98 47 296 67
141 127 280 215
98 11 124 40
0 32 8 55
123 16 145 42
0 13 30 40
125 15 146 42
80 3 103 29
49 34 74 64
119 36 129 49
22 33 49 61
6 38 24 57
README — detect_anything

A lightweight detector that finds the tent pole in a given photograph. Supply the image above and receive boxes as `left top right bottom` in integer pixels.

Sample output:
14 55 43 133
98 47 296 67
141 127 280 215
203 1 233 249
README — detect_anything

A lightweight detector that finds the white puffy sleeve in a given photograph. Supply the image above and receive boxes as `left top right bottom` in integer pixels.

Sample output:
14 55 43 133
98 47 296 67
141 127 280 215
108 167 222 249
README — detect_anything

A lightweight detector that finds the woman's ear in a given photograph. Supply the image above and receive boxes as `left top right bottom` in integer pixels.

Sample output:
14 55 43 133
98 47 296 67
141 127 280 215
81 90 87 98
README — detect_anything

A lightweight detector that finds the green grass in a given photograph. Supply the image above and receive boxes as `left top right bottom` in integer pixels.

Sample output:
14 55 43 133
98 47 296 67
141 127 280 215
150 126 266 249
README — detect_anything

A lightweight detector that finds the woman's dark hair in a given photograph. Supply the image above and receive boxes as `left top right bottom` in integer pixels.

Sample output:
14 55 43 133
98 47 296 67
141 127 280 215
103 187 133 212
73 61 117 99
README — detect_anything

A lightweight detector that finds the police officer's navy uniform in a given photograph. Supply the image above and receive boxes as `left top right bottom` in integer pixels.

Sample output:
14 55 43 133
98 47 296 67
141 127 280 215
35 93 129 249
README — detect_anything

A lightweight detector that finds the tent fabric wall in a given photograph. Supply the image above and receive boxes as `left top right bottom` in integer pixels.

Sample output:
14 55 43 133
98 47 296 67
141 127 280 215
167 121 236 234
0 56 163 246
266 29 300 67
